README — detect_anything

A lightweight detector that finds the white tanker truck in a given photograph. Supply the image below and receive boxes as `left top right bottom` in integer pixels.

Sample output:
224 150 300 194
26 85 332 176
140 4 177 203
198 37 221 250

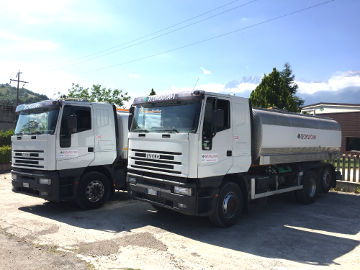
127 91 341 227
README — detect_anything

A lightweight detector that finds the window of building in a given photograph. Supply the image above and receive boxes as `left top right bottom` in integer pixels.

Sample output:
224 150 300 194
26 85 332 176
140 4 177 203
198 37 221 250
346 137 360 152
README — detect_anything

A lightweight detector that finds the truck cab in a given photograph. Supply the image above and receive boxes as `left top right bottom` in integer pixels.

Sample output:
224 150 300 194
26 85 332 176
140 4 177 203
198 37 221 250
11 99 128 208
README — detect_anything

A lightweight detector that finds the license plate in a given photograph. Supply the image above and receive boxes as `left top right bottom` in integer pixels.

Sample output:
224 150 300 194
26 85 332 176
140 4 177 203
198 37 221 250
146 188 158 196
23 183 29 188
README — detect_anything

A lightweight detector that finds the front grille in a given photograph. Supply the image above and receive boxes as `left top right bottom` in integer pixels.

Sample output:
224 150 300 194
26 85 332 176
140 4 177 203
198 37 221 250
13 150 45 168
130 149 182 175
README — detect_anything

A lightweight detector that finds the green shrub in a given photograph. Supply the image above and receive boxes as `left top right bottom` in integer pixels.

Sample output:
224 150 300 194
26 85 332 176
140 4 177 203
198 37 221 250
0 145 11 164
0 129 14 146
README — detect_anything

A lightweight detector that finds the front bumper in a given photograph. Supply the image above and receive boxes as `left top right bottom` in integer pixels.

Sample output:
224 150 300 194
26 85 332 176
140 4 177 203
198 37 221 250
11 169 63 202
127 170 218 216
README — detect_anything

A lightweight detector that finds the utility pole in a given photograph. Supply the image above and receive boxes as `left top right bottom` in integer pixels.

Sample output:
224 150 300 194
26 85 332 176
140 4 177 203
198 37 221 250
10 71 28 107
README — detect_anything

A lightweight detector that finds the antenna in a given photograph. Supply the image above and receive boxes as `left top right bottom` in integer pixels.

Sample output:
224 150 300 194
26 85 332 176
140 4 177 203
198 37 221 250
192 77 199 91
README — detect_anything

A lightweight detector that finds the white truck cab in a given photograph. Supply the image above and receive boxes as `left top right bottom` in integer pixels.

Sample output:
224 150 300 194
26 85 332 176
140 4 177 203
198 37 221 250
127 91 341 226
11 99 128 208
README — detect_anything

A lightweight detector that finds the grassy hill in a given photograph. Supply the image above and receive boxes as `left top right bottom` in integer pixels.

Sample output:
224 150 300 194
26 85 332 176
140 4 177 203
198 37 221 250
0 84 48 105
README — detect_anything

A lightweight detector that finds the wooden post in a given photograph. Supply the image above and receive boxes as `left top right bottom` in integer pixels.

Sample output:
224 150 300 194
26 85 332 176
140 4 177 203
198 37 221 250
353 155 357 182
341 155 346 181
357 154 360 183
347 155 351 181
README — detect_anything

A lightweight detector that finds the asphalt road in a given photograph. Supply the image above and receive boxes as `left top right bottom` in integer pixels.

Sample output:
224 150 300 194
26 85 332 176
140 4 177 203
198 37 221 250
0 172 359 270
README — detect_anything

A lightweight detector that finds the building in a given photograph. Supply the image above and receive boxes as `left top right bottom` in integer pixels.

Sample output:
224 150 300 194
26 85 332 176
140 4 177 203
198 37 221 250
0 103 16 131
301 103 360 153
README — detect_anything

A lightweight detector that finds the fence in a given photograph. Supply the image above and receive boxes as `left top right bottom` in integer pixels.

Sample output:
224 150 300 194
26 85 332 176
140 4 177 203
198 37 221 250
331 153 360 183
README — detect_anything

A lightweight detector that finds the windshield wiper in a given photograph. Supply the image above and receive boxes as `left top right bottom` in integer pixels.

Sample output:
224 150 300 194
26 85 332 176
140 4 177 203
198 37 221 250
156 129 179 133
132 129 149 133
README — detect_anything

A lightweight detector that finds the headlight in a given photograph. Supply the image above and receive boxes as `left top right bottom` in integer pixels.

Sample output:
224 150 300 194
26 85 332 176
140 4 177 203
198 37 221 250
11 173 17 180
128 177 137 184
174 186 192 196
39 178 51 185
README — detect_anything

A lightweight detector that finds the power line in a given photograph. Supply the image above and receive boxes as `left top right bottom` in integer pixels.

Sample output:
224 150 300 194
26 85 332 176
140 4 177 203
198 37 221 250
10 71 29 107
87 0 336 73
50 0 258 70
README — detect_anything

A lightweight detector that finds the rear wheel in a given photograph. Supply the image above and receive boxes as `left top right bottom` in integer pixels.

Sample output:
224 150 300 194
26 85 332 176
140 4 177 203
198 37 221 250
320 167 332 193
296 171 318 204
209 182 243 227
76 172 110 209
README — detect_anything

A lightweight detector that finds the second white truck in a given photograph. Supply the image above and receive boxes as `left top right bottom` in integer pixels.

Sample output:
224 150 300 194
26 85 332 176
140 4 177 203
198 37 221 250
127 91 341 226
11 100 129 209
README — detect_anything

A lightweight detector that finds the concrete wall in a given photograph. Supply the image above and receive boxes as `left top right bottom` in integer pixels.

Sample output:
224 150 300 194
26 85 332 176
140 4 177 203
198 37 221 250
0 104 15 131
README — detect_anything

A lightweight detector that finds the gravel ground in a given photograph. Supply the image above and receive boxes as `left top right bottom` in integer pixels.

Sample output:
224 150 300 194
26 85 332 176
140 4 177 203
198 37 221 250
0 172 359 270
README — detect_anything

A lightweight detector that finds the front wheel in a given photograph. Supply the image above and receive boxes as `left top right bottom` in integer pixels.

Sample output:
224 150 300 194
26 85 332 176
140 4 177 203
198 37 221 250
209 182 243 227
76 172 110 209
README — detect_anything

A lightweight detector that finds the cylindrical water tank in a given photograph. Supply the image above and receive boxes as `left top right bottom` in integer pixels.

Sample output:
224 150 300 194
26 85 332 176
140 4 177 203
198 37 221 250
251 108 341 165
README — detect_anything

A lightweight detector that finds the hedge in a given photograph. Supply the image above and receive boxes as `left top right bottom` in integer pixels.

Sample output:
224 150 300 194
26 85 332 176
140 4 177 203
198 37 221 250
0 145 11 164
0 129 14 146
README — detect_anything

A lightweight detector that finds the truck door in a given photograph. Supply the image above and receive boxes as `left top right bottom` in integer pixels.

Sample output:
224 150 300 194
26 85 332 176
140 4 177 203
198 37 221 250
229 100 252 173
56 105 95 170
198 97 233 178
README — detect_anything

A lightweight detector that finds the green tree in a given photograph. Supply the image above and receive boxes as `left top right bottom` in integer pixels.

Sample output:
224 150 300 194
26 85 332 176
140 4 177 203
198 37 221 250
67 83 131 108
250 64 304 112
149 88 156 96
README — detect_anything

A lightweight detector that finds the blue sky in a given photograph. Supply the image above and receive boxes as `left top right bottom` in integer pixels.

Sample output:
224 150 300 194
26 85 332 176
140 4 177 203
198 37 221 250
0 0 359 105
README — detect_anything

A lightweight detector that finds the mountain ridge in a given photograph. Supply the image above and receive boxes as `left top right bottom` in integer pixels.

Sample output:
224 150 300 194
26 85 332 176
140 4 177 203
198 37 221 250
0 84 48 106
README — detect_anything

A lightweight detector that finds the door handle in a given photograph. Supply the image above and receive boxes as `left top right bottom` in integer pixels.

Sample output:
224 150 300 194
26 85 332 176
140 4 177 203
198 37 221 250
88 147 94 152
227 150 232 156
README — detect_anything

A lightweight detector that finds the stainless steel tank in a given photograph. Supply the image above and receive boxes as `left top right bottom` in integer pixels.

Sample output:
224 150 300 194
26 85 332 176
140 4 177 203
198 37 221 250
251 108 341 165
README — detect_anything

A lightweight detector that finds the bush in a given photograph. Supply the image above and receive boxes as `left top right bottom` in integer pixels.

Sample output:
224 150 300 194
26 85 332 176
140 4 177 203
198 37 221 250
0 145 11 164
0 129 14 146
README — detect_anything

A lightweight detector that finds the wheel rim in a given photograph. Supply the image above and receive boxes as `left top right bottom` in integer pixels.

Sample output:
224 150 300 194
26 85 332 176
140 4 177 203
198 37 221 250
323 172 331 188
309 179 316 198
85 180 105 203
222 192 238 219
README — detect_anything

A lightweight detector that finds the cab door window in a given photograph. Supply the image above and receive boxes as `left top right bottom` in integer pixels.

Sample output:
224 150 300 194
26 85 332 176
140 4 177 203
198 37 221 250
60 106 91 148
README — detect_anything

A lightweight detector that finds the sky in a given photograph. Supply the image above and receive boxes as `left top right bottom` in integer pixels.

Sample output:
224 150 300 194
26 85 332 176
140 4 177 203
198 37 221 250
0 0 359 106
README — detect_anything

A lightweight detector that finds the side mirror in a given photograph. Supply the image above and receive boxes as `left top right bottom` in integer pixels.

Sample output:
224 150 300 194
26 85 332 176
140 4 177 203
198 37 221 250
66 114 77 134
214 109 224 132
128 106 134 131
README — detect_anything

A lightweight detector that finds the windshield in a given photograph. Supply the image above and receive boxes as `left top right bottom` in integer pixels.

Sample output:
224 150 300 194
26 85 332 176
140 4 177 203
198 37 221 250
15 107 60 135
130 101 201 133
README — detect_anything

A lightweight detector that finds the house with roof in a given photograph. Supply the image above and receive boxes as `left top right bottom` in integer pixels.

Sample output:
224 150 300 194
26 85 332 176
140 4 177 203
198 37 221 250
301 103 360 153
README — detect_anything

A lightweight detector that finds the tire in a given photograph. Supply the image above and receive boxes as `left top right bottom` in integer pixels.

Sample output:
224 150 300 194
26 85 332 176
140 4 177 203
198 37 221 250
76 172 110 209
209 182 243 227
296 171 318 204
320 167 332 193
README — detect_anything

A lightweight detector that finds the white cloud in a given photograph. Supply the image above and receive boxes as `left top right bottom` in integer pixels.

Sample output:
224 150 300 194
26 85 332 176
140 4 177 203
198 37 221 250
296 71 360 95
0 61 84 98
200 67 211 75
159 81 256 95
0 30 59 52
157 70 360 98
0 0 112 26
127 73 141 79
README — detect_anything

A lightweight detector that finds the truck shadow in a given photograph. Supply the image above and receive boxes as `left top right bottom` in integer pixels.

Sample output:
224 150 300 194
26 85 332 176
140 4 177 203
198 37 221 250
19 191 360 266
